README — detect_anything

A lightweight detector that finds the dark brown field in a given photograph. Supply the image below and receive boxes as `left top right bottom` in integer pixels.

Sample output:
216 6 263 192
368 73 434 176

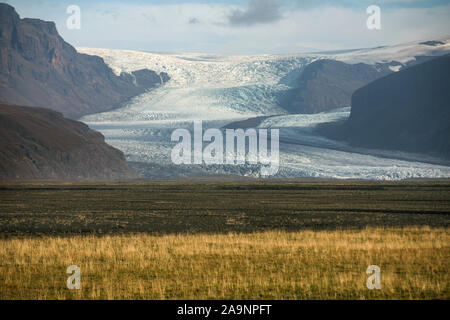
0 181 449 299
0 181 449 238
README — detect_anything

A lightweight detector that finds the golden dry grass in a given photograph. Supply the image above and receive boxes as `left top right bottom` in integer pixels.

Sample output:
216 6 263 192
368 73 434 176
0 227 448 299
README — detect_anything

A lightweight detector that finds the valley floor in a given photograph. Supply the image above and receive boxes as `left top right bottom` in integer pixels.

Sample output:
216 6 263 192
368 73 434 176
0 228 448 299
0 181 448 299
0 181 449 237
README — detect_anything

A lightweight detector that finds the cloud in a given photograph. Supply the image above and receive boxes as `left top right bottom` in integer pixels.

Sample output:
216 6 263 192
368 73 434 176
227 0 284 27
188 17 199 24
4 0 450 54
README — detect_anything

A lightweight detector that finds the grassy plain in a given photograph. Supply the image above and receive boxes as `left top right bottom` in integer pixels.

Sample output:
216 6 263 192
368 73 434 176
0 181 449 299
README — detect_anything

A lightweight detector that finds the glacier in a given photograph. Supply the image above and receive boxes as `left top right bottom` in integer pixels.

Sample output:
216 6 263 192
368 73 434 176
78 41 450 180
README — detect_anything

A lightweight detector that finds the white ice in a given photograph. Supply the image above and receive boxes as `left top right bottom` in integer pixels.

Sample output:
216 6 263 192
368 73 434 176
77 39 450 180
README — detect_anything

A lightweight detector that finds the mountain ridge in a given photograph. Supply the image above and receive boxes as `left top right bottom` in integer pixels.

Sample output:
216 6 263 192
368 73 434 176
0 3 169 119
279 59 396 113
0 101 138 181
318 54 450 159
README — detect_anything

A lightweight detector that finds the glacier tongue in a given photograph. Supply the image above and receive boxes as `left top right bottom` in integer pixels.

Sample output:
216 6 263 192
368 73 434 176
78 48 317 123
77 46 450 180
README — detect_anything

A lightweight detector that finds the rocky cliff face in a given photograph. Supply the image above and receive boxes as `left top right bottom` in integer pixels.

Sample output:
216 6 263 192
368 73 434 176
340 54 450 158
280 59 395 114
0 102 138 181
0 4 169 119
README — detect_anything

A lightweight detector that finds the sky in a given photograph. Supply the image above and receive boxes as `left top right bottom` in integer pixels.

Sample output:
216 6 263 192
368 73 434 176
4 0 450 54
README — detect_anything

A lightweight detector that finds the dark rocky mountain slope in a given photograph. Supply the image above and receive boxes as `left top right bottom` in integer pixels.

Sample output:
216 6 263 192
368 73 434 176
0 102 138 181
321 54 450 159
279 59 396 114
0 3 169 119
